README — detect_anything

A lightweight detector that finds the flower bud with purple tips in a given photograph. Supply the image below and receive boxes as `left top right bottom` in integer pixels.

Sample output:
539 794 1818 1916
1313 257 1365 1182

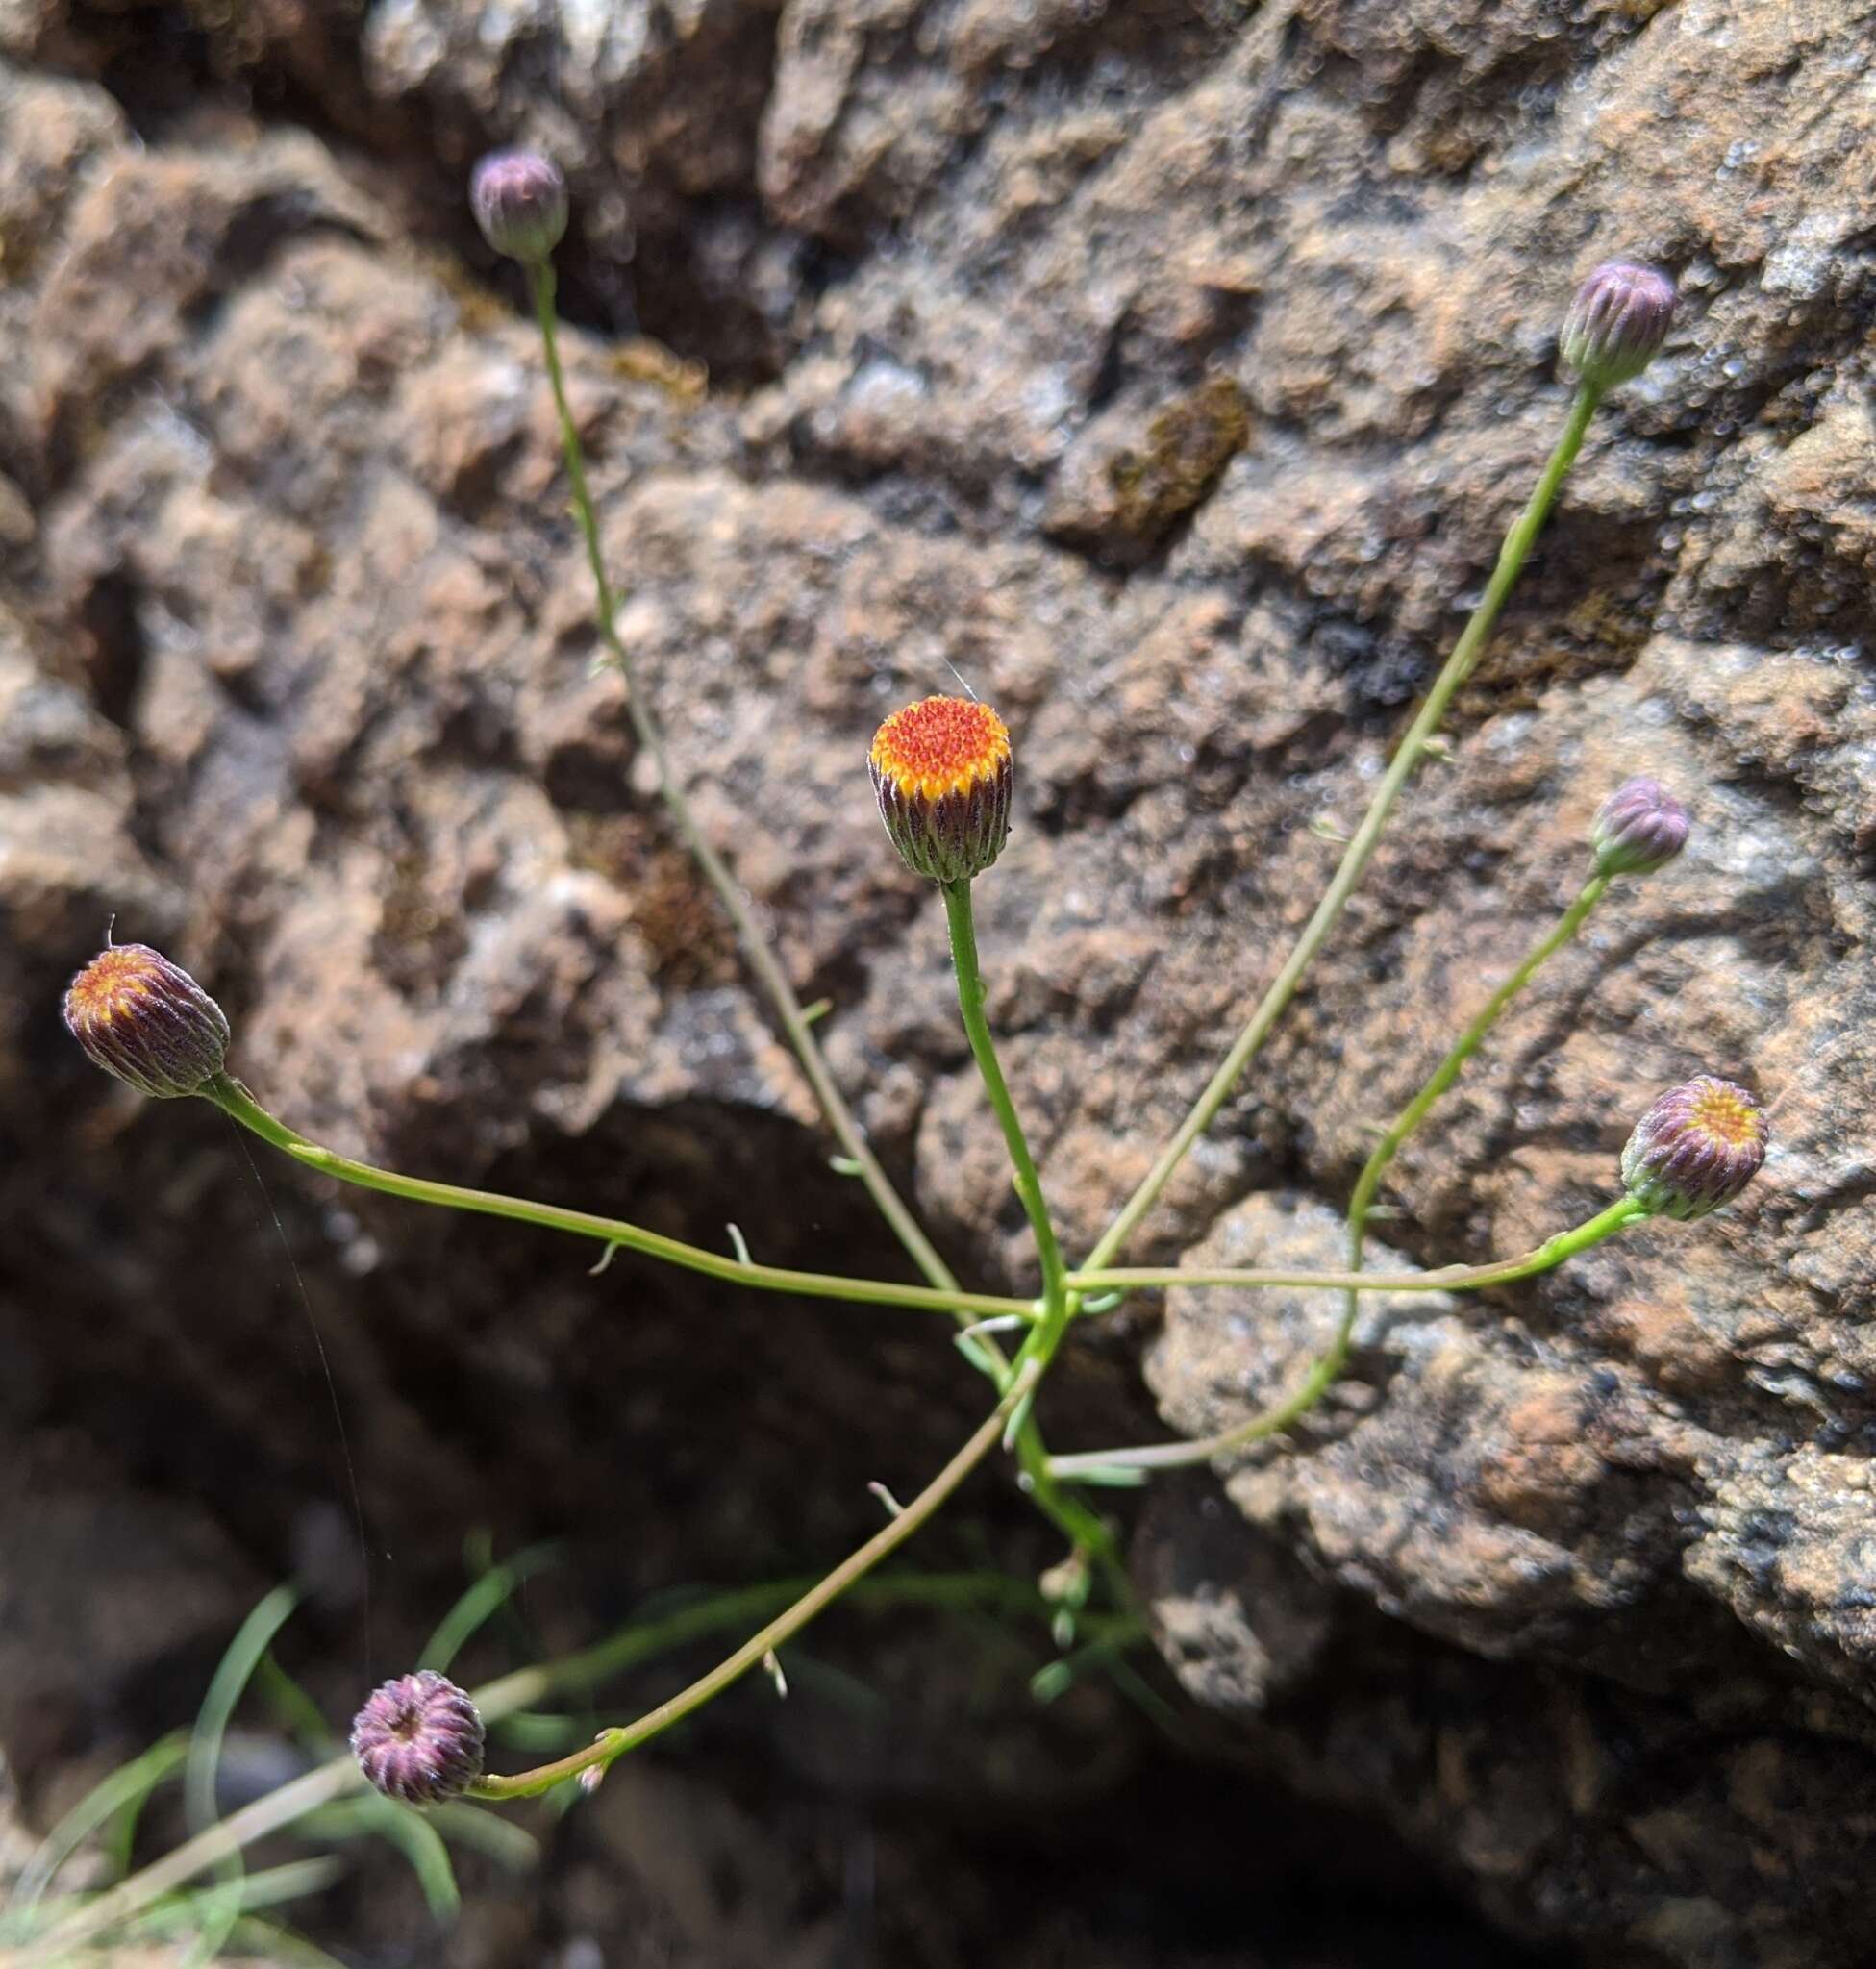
1620 1077 1768 1221
470 149 568 264
1593 775 1689 877
351 1670 486 1806
1561 261 1676 389
63 942 231 1099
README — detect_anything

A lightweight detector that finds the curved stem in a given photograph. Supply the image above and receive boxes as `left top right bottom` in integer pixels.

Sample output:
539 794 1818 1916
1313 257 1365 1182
21 1571 1064 1960
527 258 957 1302
1058 871 1627 1482
206 1076 1030 1324
1050 1196 1647 1478
470 1364 1040 1798
1288 872 1612 1465
1083 382 1606 1275
530 261 1116 1580
1332 871 1611 1414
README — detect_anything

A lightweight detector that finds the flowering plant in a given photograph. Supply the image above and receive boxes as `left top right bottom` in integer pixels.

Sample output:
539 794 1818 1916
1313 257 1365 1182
32 196 1771 1946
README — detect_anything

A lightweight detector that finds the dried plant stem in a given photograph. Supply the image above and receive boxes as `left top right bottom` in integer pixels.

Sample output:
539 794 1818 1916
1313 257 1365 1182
526 259 957 1304
205 1076 1027 1323
1052 874 1634 1479
1084 381 1607 1276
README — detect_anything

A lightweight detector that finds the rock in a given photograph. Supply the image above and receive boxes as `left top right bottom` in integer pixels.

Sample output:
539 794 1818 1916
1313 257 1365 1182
3 0 1875 1962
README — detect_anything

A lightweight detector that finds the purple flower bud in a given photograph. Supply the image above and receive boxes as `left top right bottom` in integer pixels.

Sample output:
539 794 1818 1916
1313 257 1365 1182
469 149 568 263
1620 1077 1768 1222
1561 261 1676 389
351 1671 485 1806
63 942 231 1099
1592 775 1690 877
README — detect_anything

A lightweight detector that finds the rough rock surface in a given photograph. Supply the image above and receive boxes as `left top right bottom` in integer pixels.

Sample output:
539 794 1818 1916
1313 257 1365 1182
2 0 1874 1962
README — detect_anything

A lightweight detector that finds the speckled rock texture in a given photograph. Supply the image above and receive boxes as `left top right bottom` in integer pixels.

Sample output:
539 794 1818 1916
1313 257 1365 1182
2 0 1873 1962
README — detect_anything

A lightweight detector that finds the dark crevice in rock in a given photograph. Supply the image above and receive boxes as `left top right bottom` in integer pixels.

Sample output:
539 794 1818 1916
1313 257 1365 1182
72 566 148 731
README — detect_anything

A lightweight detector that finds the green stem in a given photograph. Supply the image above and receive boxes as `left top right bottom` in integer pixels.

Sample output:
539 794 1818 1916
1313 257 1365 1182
469 1365 1040 1798
22 1569 1071 1960
937 882 1120 1581
1344 872 1610 1263
206 1075 1029 1324
939 882 1071 1360
1334 873 1611 1414
526 257 958 1305
1083 382 1607 1276
529 260 1116 1579
1066 1198 1649 1301
1049 1196 1646 1478
1288 872 1613 1465
1056 872 1625 1480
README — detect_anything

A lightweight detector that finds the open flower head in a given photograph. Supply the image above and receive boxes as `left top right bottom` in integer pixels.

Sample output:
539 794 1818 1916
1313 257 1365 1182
1621 1076 1768 1221
351 1671 486 1806
868 696 1013 884
63 942 230 1099
1562 260 1676 389
1593 775 1689 876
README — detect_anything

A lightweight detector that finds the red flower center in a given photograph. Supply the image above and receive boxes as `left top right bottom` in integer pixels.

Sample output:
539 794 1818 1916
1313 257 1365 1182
870 697 1011 803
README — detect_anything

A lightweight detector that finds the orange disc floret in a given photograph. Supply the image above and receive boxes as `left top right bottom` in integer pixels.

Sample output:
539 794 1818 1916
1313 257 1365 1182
63 941 231 1099
868 696 1013 884
1688 1080 1763 1151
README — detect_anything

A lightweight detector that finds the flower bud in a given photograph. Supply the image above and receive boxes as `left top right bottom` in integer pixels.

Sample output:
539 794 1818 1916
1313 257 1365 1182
351 1670 485 1806
868 696 1013 884
1561 260 1676 389
469 149 568 263
1620 1077 1768 1222
1592 775 1689 877
63 942 230 1099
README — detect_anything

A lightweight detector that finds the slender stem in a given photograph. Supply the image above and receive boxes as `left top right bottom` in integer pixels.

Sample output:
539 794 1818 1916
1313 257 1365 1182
937 883 1121 1582
1334 873 1611 1414
939 882 1071 1359
469 1364 1040 1798
1286 872 1613 1470
22 1571 1065 1960
1083 382 1607 1275
528 259 1115 1576
205 1076 1030 1324
1344 872 1610 1263
1056 872 1626 1481
1067 1198 1649 1300
1049 1195 1648 1478
526 257 958 1303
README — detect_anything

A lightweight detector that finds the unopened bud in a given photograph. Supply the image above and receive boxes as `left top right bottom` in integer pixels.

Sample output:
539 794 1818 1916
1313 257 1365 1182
63 942 230 1098
469 149 568 263
1620 1077 1768 1221
1561 260 1676 389
1592 775 1689 876
868 696 1013 884
351 1670 485 1806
